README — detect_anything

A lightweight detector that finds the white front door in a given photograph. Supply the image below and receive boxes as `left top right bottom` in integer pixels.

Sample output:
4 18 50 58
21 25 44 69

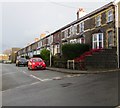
92 33 103 49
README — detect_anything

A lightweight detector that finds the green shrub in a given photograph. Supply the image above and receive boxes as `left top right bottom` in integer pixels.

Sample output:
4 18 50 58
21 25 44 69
62 43 90 60
40 48 50 61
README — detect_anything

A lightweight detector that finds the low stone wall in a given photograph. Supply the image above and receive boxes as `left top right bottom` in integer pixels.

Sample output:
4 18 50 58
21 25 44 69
53 61 67 68
53 61 86 70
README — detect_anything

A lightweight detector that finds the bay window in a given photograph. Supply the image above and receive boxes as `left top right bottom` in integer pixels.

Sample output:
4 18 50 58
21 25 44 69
92 33 103 49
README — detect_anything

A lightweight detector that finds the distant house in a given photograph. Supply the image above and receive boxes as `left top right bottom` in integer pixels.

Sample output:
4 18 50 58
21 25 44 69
0 54 9 61
3 48 21 63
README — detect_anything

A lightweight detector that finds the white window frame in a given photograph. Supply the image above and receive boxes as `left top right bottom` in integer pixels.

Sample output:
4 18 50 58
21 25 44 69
70 39 77 43
79 22 84 32
96 15 101 27
57 44 60 53
92 33 103 49
61 31 65 39
65 29 68 38
74 24 77 34
107 9 113 23
67 27 71 37
71 25 74 35
48 38 50 45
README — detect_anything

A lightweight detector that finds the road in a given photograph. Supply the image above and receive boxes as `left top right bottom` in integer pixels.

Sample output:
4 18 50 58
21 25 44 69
1 63 119 106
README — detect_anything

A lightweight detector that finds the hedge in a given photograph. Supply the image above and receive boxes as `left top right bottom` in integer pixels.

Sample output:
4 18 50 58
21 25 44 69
62 43 90 60
40 48 50 61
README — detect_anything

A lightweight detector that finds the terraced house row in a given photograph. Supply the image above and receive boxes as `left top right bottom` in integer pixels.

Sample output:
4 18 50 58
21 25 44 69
17 1 120 68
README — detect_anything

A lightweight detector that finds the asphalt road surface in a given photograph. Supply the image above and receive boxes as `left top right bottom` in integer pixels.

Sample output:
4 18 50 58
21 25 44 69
1 63 119 106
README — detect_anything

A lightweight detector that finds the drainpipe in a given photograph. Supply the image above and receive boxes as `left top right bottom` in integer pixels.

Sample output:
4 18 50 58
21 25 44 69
115 0 120 68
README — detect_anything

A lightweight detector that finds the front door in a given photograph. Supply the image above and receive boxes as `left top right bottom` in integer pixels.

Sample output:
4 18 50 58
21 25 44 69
92 33 103 49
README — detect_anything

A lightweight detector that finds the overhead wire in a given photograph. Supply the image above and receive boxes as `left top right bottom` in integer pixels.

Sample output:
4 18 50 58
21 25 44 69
46 0 79 9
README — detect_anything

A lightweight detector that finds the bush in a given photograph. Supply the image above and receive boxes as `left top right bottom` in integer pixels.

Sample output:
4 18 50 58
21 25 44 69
40 48 50 61
62 43 90 60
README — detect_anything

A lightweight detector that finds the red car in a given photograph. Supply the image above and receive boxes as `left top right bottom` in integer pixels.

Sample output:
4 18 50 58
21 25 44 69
28 58 46 70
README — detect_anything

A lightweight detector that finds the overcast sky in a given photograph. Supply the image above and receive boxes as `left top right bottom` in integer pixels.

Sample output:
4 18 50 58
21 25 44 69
1 0 113 53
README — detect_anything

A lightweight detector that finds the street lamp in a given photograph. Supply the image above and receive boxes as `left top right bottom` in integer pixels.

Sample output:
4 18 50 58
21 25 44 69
45 31 52 67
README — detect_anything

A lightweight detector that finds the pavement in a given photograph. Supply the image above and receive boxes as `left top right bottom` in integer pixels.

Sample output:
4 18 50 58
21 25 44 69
46 67 120 74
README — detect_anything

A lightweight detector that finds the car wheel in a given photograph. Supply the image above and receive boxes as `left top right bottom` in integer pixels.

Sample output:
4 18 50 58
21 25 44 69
28 67 30 70
30 66 33 70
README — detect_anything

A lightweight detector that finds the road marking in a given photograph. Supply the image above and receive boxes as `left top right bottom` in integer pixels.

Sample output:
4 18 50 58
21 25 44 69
22 70 53 82
30 81 40 85
41 79 52 82
53 77 62 80
29 74 44 81
22 71 45 82
65 74 81 78
22 71 29 75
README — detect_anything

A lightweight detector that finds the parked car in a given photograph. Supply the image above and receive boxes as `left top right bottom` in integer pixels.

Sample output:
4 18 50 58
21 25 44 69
0 60 4 63
28 57 46 70
16 58 27 67
3 60 12 64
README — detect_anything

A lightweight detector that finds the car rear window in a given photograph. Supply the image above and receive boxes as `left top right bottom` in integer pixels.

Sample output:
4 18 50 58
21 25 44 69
32 58 43 62
19 58 26 61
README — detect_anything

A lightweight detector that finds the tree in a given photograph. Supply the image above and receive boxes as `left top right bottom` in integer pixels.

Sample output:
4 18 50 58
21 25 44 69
40 48 50 61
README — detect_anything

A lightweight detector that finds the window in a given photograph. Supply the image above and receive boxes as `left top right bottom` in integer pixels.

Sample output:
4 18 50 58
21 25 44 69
96 15 101 27
65 29 68 38
71 25 74 35
92 33 103 49
80 38 85 44
28 46 31 51
107 9 113 23
70 39 77 43
74 25 77 34
48 36 53 45
50 35 53 44
61 31 65 39
77 38 85 44
77 24 79 33
57 45 60 53
107 30 114 47
68 28 71 37
80 22 84 32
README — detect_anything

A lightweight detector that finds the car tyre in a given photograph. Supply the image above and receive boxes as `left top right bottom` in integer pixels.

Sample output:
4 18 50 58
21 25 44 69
28 67 30 70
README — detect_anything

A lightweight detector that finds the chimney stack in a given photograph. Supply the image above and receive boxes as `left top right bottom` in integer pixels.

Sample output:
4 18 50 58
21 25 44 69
77 8 86 20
